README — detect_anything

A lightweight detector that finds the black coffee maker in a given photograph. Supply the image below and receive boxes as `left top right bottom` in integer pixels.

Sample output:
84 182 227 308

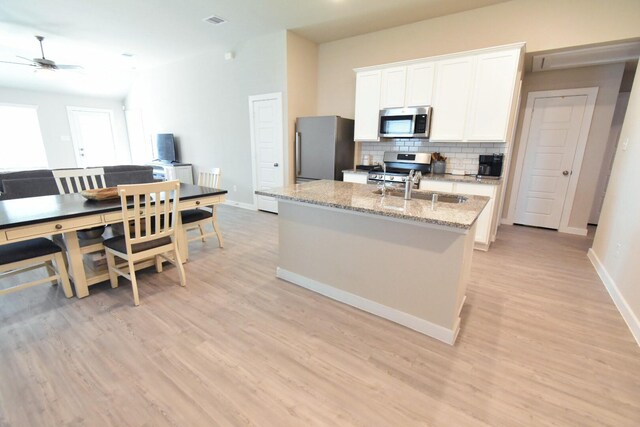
478 154 504 178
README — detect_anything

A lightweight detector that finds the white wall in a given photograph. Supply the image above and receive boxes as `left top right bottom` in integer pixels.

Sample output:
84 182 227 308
0 87 130 168
590 68 640 344
126 31 287 206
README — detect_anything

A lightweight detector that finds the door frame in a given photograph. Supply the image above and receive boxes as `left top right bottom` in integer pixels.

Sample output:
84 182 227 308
506 87 598 235
248 92 285 211
66 106 117 167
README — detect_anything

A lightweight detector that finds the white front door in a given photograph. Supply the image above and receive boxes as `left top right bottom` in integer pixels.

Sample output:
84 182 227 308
514 95 588 229
249 93 284 213
67 107 118 167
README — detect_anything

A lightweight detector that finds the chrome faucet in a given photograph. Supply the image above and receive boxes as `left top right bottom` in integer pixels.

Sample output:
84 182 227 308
403 170 422 200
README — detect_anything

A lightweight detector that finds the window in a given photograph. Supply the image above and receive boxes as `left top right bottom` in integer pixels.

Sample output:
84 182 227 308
0 104 49 171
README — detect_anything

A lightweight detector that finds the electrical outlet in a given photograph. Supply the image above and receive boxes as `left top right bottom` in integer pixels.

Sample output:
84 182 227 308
233 185 237 192
621 138 629 151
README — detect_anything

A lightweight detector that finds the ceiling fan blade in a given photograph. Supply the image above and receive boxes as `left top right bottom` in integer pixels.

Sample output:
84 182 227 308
0 60 36 67
16 55 35 62
56 64 83 70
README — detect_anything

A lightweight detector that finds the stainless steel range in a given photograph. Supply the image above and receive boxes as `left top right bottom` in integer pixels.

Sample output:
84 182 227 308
367 151 432 188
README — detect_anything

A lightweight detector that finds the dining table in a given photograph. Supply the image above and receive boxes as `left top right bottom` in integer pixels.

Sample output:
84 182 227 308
0 183 227 298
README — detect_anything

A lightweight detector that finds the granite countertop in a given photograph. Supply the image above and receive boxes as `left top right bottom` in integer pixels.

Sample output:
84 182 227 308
342 169 502 185
256 180 489 230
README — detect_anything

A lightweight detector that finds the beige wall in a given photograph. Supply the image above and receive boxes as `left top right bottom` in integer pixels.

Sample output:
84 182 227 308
591 68 640 343
0 87 130 168
286 32 318 185
504 63 625 230
125 31 287 206
316 0 640 117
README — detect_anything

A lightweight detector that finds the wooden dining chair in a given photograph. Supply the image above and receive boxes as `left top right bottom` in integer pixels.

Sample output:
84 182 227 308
52 168 109 269
53 168 106 194
103 180 185 306
181 168 224 248
0 238 73 298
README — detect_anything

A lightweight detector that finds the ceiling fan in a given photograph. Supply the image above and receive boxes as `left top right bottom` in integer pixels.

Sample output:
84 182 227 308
0 35 82 71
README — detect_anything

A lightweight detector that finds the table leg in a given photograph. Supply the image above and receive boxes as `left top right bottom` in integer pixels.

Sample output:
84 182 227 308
63 231 89 298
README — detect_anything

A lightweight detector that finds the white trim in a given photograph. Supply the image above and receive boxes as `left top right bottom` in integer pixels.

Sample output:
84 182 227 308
507 87 599 232
588 249 640 346
277 267 459 345
222 200 257 211
559 226 588 236
248 92 284 212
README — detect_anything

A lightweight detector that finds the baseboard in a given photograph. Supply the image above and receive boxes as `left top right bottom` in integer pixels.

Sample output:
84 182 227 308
588 249 640 346
276 267 459 345
223 200 256 211
500 217 513 225
560 226 588 236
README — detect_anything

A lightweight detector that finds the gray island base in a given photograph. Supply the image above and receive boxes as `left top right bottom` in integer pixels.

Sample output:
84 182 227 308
257 180 488 345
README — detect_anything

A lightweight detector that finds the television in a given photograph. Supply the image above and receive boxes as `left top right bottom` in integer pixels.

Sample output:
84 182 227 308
153 133 176 163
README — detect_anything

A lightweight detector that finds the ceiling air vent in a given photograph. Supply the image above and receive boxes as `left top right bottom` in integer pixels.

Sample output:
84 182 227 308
203 15 227 25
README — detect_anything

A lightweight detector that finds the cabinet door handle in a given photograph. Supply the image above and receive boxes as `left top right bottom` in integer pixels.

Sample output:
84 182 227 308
195 201 200 205
55 224 63 230
562 170 569 176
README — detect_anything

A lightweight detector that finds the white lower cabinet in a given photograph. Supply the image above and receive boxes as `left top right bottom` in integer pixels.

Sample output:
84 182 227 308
420 179 500 250
343 171 368 184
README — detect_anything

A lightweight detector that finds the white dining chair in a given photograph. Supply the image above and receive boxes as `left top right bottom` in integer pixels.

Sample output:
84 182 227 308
0 238 73 298
53 168 106 194
103 180 186 306
52 168 109 268
181 168 224 248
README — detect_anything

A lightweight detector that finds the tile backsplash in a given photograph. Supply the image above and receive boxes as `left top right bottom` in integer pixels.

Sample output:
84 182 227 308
360 139 508 174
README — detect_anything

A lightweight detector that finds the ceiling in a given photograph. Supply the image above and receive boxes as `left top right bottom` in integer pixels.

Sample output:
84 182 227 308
0 0 511 98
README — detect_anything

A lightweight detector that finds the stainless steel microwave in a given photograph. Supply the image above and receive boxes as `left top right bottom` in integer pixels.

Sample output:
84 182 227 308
379 106 432 138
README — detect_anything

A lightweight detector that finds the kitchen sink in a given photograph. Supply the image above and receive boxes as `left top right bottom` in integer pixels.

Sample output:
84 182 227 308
373 189 467 203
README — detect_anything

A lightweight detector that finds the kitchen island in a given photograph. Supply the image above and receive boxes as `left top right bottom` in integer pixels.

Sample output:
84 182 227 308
256 180 488 344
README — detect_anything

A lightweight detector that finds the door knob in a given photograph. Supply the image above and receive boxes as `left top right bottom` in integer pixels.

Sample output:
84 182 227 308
562 170 569 176
273 163 279 167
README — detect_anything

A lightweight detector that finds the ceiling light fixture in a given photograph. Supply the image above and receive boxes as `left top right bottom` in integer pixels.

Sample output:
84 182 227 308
203 15 227 25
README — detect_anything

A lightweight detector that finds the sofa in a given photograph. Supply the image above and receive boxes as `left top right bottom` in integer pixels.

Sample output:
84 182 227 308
0 165 156 200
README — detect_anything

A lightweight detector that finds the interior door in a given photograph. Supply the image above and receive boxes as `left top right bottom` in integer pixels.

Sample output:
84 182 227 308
67 107 118 167
250 93 284 213
514 95 588 229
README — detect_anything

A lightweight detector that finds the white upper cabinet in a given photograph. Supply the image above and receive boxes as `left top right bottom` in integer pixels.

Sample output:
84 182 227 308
354 70 382 141
353 43 524 144
465 49 520 141
405 62 435 107
380 67 407 109
430 56 475 141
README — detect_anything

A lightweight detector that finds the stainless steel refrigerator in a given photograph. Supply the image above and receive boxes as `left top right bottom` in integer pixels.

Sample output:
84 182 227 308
295 116 355 183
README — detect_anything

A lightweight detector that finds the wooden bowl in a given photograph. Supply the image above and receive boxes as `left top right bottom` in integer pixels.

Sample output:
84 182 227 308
80 187 119 201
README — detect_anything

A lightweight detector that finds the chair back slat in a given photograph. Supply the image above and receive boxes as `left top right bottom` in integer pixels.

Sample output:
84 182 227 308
53 168 106 194
197 168 221 189
118 181 180 247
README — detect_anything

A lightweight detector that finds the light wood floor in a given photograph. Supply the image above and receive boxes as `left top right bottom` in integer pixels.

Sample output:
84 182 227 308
1 205 639 426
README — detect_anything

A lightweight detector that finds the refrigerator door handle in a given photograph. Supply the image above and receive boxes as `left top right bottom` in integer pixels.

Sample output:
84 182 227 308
295 132 301 176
